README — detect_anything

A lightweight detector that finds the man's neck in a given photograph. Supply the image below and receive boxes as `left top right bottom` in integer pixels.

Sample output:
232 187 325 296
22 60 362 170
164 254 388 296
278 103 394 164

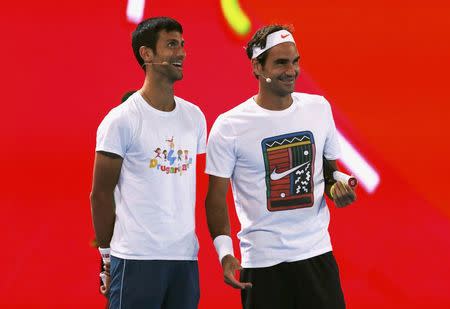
255 88 293 111
140 75 175 112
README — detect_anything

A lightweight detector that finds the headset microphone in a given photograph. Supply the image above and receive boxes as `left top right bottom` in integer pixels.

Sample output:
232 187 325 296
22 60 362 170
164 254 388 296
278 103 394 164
142 61 170 68
260 74 272 83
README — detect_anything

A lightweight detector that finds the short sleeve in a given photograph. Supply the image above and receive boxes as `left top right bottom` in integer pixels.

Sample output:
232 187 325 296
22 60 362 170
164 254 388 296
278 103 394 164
205 115 237 178
95 108 133 158
322 97 341 160
197 110 207 154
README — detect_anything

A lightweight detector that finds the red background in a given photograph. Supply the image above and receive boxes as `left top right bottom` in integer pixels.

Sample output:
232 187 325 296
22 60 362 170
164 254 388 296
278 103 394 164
1 0 449 307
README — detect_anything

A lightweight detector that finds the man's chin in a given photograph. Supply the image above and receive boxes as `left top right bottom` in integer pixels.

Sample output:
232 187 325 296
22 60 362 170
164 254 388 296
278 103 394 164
169 74 183 82
284 85 295 94
274 87 295 97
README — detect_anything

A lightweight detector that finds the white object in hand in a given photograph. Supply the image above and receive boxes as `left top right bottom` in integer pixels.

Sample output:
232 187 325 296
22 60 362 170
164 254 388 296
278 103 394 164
333 171 358 188
99 272 107 285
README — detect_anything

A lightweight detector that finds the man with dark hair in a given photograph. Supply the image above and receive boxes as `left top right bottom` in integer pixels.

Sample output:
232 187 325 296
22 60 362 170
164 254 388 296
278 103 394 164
205 24 356 309
131 17 183 70
91 16 206 309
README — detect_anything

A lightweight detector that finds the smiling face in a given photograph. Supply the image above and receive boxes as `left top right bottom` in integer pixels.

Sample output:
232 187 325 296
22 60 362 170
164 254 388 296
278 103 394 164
255 42 300 96
140 30 186 82
152 30 186 82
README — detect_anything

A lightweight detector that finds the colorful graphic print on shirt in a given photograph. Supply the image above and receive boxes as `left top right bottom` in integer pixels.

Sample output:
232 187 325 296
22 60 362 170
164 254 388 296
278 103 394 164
149 136 193 175
261 131 316 211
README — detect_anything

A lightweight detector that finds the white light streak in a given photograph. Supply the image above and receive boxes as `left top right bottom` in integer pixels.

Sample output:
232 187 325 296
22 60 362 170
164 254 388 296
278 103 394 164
337 130 380 193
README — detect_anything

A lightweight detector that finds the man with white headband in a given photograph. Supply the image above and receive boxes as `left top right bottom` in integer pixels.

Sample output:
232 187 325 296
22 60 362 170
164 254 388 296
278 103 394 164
205 25 356 308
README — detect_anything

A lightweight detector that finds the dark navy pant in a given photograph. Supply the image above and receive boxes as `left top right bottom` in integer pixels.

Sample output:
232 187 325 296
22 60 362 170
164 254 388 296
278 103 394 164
109 256 199 309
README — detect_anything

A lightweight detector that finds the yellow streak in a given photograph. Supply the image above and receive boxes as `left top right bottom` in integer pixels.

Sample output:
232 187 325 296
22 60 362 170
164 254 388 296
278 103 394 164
220 0 251 36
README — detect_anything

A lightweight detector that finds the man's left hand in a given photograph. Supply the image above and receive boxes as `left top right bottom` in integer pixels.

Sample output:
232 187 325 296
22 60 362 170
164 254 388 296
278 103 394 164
331 181 356 208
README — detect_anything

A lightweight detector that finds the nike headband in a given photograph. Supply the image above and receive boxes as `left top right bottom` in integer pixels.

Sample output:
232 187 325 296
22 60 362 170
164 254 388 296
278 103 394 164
251 30 296 59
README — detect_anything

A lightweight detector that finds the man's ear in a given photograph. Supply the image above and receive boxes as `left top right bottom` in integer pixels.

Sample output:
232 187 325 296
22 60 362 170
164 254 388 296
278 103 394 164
252 58 262 77
139 46 154 64
252 59 263 76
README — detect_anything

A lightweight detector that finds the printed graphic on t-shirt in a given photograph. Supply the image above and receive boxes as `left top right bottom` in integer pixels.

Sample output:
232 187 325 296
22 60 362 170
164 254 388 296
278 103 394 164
261 131 315 211
149 136 193 175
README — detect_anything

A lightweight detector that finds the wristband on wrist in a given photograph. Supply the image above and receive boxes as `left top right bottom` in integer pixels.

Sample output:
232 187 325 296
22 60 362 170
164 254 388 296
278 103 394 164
213 235 234 263
98 247 111 264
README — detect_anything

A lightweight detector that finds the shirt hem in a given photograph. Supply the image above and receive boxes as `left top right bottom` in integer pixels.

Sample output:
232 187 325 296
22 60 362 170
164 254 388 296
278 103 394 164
111 251 198 261
241 246 333 268
324 155 340 161
204 169 232 179
95 146 124 158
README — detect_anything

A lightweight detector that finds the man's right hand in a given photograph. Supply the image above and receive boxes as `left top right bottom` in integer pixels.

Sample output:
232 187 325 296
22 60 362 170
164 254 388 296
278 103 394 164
221 255 252 289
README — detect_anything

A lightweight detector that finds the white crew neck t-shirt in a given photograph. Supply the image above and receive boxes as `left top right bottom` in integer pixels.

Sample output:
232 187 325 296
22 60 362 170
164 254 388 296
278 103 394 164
96 92 206 260
206 93 341 268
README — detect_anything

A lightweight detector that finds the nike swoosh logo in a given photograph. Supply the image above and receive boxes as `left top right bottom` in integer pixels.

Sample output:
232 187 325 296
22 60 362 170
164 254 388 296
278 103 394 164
281 34 290 39
270 161 310 181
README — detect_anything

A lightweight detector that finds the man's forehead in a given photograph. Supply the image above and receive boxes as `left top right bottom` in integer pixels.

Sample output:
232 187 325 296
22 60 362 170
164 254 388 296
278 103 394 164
266 42 299 59
158 30 183 41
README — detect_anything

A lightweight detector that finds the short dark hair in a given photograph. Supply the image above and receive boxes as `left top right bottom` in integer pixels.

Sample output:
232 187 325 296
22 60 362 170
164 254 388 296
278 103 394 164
131 17 183 69
245 24 293 66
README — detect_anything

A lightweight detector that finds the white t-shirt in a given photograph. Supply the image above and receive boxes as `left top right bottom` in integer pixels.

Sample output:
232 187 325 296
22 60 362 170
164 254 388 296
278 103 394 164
206 93 341 268
96 92 206 260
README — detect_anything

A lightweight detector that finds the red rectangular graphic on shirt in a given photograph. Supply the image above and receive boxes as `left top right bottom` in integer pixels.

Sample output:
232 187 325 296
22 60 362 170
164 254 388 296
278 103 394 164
261 131 316 211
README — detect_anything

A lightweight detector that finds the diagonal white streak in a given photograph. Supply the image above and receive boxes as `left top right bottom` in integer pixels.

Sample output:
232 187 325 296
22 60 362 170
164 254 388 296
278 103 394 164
337 130 380 193
127 0 146 24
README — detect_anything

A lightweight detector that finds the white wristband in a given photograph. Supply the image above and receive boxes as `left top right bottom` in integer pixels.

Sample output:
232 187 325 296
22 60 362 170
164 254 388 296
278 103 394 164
98 247 111 264
213 235 234 263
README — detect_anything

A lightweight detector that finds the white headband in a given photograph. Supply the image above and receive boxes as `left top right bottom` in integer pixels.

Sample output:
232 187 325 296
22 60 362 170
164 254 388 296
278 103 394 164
251 30 296 59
